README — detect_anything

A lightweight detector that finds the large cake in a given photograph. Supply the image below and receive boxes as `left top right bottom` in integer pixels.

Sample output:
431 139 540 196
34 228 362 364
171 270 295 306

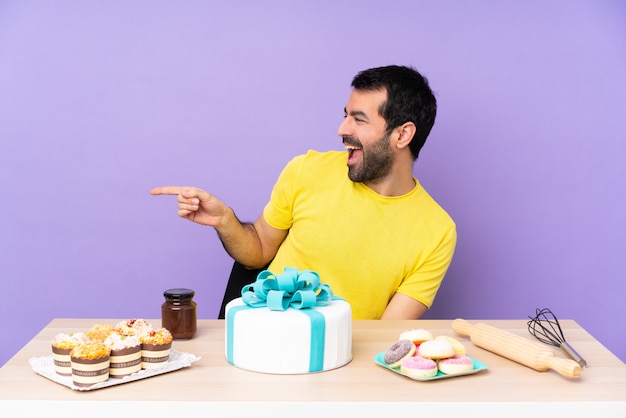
225 267 352 374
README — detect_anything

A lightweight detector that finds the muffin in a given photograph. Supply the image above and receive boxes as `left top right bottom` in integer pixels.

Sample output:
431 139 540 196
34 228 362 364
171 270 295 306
51 332 90 376
114 318 153 336
70 341 111 387
105 333 142 378
140 328 173 369
86 323 115 342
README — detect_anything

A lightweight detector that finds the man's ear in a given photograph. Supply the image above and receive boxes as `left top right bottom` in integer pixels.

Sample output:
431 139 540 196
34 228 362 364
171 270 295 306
395 122 416 149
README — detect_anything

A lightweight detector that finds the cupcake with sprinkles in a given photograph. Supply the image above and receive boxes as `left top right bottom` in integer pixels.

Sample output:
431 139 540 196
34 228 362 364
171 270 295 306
140 327 173 369
51 332 90 376
70 341 111 387
114 318 153 336
105 333 142 378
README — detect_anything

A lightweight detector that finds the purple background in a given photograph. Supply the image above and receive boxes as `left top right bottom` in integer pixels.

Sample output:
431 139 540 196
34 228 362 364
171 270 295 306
1 1 625 366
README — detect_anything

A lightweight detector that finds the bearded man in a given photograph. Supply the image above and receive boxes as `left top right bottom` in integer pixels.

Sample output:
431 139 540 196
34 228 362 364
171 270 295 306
151 65 457 320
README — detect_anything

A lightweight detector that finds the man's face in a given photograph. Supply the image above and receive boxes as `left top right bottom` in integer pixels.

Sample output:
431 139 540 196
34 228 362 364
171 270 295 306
338 89 394 183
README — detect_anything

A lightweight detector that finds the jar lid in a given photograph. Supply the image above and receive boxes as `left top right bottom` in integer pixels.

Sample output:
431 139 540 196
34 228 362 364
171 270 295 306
164 288 195 299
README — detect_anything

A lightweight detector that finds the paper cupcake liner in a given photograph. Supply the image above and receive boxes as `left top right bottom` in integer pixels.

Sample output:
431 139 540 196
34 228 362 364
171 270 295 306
51 346 72 376
109 346 142 378
141 342 172 369
71 356 110 387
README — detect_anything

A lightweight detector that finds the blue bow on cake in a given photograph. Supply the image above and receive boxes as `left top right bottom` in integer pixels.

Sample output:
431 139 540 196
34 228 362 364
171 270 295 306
241 267 333 311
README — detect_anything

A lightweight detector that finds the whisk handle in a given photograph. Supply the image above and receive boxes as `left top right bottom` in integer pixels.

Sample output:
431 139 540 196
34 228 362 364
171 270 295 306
561 342 587 368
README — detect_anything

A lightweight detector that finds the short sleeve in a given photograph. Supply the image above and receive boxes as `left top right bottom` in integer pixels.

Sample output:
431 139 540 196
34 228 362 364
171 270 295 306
262 154 306 230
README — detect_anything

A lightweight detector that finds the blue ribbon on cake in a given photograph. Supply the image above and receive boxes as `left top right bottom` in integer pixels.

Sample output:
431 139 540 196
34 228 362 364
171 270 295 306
226 267 334 372
241 267 333 311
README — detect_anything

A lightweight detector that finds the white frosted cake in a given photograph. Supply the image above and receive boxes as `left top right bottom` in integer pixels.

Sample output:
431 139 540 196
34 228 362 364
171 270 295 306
225 297 352 374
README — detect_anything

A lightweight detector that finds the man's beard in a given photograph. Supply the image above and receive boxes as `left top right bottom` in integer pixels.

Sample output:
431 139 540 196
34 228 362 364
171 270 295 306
346 132 394 183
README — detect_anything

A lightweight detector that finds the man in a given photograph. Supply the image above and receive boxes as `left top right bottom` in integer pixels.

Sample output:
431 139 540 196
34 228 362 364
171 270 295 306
151 65 456 320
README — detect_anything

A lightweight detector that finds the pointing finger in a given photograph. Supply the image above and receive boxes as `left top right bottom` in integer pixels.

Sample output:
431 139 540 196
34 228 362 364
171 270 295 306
150 186 186 196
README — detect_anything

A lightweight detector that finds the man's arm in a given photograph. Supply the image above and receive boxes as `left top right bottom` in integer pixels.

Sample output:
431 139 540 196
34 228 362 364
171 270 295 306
380 293 428 320
217 211 287 268
150 186 287 268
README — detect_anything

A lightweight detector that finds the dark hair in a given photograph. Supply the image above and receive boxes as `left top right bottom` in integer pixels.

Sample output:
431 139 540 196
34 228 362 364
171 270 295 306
351 65 437 160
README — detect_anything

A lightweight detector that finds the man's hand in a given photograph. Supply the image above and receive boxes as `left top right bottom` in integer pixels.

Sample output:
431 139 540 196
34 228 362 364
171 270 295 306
150 186 229 228
150 185 287 268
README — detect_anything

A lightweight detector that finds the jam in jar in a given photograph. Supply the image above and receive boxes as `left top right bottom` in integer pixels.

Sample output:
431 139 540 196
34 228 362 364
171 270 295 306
161 288 197 339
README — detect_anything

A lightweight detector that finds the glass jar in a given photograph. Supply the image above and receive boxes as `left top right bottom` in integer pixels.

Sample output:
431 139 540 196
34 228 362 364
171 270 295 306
161 288 197 339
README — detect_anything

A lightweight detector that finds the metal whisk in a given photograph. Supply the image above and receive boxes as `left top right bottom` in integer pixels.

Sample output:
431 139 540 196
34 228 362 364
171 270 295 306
527 308 587 368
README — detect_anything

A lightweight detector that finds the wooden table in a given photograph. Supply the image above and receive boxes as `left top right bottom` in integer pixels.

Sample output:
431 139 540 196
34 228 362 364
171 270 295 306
1 319 625 417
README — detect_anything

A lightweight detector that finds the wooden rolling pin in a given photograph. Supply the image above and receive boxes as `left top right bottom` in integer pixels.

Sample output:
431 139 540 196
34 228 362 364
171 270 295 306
452 318 582 379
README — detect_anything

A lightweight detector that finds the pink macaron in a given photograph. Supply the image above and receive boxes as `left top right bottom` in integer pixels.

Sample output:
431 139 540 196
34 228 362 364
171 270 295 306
437 354 474 375
400 356 438 378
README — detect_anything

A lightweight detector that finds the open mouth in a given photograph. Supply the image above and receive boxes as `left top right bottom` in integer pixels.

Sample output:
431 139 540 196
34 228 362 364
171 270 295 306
345 144 362 164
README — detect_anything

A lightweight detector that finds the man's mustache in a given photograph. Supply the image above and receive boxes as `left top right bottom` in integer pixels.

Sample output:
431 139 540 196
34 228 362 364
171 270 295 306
342 136 362 148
